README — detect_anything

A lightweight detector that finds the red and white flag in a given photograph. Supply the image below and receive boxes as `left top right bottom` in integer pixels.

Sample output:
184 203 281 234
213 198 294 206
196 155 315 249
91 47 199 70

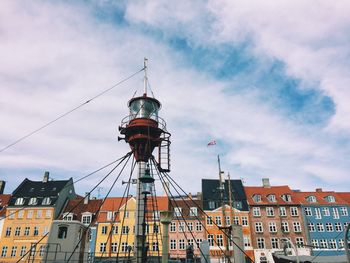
207 140 216 146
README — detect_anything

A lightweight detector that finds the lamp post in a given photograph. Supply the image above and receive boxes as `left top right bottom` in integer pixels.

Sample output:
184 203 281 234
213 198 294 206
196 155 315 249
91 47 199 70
160 211 173 263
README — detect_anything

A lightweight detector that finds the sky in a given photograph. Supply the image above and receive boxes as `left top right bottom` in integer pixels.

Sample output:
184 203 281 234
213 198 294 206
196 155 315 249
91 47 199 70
1 0 350 197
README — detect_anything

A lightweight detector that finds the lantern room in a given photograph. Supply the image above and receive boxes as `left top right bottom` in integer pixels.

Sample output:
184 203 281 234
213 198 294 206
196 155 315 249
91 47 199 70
128 94 161 122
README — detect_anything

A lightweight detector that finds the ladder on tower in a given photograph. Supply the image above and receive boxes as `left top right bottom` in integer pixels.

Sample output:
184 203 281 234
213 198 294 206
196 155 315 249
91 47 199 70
157 132 171 172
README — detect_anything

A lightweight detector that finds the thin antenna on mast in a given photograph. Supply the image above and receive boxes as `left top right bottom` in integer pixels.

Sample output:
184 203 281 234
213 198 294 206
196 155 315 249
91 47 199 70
143 57 148 95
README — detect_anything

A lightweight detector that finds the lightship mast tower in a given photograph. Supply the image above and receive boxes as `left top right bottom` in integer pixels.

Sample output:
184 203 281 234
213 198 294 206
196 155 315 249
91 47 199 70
119 59 171 263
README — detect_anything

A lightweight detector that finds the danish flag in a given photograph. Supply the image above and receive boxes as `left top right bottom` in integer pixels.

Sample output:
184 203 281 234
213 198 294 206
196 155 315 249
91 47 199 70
207 140 216 146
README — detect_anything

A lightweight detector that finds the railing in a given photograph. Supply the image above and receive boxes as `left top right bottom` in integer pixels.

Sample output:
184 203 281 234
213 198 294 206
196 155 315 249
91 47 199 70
120 114 168 132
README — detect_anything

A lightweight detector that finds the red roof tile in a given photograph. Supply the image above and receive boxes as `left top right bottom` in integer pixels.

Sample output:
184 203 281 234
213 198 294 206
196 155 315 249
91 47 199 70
295 191 348 205
63 197 103 222
0 194 11 217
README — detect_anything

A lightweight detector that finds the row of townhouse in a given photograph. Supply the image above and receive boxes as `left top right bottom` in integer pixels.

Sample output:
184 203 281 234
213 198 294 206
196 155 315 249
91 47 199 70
0 173 349 263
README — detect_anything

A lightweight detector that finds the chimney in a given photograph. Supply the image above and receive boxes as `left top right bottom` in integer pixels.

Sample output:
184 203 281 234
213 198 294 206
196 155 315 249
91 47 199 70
84 192 90 204
0 181 5 194
189 192 192 199
262 178 270 188
43 171 49 183
316 188 322 192
197 192 202 200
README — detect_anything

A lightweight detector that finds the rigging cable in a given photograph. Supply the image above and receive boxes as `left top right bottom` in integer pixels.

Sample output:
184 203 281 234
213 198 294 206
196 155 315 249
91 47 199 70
66 153 132 262
0 67 144 153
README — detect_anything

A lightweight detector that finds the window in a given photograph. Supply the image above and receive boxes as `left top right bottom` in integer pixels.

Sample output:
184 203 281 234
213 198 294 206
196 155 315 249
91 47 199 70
253 194 261 202
107 211 113 221
296 238 304 248
307 195 317 203
1 246 8 257
271 238 279 249
112 226 118 234
10 246 17 257
170 240 176 250
340 207 348 216
316 223 324 232
329 239 337 249
58 226 67 239
315 208 321 219
257 238 265 249
208 201 215 209
24 227 30 236
152 242 159 251
124 211 129 218
215 216 222 226
326 222 334 232
18 210 24 219
335 222 343 232
153 225 159 233
99 243 106 252
15 198 24 206
179 239 185 250
242 216 248 226
170 222 176 232
253 207 261 217
234 216 239 225
174 207 182 217
121 242 128 252
322 207 330 216
267 194 276 202
36 210 42 218
196 239 203 248
326 195 335 203
187 222 193 231
281 221 289 232
304 207 312 216
178 222 185 232
243 236 251 247
28 197 38 205
111 243 118 253
39 246 45 257
225 216 231 226
269 222 277 233
189 207 198 217
82 214 92 225
290 207 298 216
42 197 51 205
5 227 11 236
255 222 263 233
15 227 21 236
312 239 319 249
8 210 15 219
206 216 213 225
293 222 302 232
319 239 328 249
20 246 26 257
279 207 287 217
122 226 129 234
217 235 224 246
63 213 73 221
196 222 202 231
266 207 274 216
101 226 108 234
281 194 292 202
308 223 315 232
339 239 345 249
332 207 339 219
43 226 49 235
208 235 214 246
45 210 52 218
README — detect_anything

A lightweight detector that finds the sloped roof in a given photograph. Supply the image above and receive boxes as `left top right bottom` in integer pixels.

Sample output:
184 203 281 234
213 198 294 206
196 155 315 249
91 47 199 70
295 191 348 205
0 194 11 217
244 185 302 205
336 192 350 204
63 197 103 222
9 178 72 207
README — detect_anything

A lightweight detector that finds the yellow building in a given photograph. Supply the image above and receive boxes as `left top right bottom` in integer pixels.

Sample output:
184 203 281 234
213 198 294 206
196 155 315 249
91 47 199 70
95 196 169 260
0 173 75 262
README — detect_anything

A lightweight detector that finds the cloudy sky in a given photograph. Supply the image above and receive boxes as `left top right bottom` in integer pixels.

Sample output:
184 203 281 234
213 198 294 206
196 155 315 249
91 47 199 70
1 0 350 197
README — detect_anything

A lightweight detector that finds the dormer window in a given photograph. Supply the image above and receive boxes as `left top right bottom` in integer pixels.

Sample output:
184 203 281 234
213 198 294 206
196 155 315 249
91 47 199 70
28 197 38 205
15 198 25 205
252 194 262 202
307 195 317 203
42 197 51 205
325 195 335 203
267 194 276 202
281 194 292 202
82 213 92 225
